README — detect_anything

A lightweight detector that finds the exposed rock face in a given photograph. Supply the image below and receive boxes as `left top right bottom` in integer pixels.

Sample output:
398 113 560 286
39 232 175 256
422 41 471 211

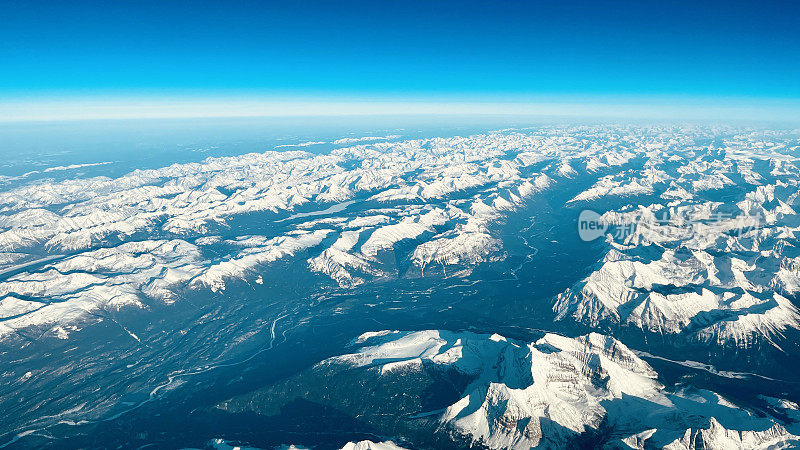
555 131 800 348
1 131 562 340
662 418 798 450
4 126 799 350
326 330 799 449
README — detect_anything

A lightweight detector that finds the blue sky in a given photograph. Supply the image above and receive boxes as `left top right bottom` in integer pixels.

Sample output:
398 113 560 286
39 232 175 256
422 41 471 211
1 0 799 120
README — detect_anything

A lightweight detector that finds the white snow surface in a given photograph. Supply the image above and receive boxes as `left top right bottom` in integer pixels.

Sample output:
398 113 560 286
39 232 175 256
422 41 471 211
554 129 800 348
1 125 799 349
0 130 562 339
329 329 800 449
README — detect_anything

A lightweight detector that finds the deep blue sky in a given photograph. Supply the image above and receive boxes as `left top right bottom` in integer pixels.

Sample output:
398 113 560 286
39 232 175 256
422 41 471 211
1 0 799 113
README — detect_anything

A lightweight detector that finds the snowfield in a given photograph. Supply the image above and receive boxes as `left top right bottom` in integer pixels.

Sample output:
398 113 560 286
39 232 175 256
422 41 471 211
324 329 800 449
3 125 800 448
555 131 800 348
0 125 799 350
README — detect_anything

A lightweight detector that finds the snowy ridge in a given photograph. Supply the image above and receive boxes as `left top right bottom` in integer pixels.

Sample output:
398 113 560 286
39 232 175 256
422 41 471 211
340 440 407 450
0 130 569 340
209 439 406 450
661 418 797 450
328 329 799 449
0 239 205 339
555 130 800 348
1 126 799 346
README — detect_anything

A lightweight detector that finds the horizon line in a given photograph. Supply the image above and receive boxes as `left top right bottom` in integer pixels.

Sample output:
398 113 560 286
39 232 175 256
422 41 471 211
2 95 800 124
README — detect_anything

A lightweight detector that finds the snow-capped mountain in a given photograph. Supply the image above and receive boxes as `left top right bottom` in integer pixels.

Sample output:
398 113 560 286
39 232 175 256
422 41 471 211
0 128 595 341
2 125 800 448
5 125 798 349
556 131 800 348
219 329 799 449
